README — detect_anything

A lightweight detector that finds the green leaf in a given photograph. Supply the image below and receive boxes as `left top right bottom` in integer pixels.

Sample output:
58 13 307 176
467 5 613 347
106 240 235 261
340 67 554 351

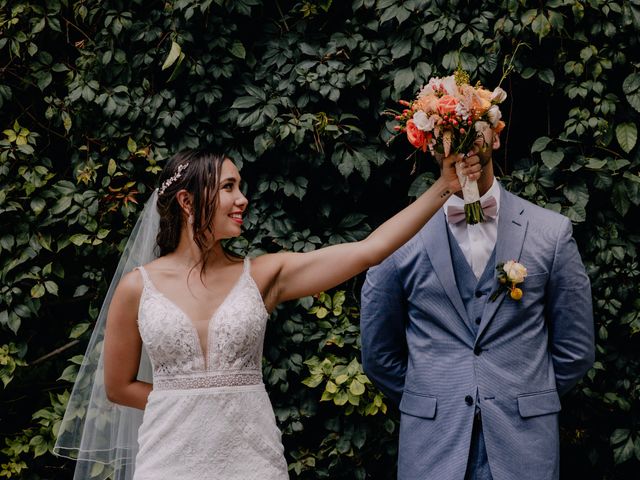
538 69 555 86
162 41 182 70
615 122 637 153
69 234 88 246
58 365 78 383
229 41 246 59
73 285 89 297
531 13 551 40
30 197 46 215
44 281 59 295
623 73 640 113
531 136 551 153
540 150 564 169
333 389 349 406
349 379 366 396
31 283 45 298
393 67 413 93
325 380 338 393
51 196 72 215
614 436 635 464
521 9 537 26
69 323 90 339
231 96 262 109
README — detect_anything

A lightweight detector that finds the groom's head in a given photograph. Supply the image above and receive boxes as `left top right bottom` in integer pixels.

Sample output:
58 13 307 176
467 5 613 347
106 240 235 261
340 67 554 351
436 125 502 197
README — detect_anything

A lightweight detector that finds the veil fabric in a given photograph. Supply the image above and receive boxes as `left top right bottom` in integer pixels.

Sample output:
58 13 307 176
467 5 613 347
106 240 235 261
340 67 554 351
54 190 159 480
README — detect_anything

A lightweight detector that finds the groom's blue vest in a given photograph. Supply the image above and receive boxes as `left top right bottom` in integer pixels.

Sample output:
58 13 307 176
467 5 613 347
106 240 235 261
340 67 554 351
447 227 497 338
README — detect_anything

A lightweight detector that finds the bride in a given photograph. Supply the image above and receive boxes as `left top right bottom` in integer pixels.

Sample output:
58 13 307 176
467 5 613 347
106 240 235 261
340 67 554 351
54 149 480 479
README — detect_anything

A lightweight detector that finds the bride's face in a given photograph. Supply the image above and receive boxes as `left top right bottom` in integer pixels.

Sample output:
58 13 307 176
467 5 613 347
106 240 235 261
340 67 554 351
211 159 247 240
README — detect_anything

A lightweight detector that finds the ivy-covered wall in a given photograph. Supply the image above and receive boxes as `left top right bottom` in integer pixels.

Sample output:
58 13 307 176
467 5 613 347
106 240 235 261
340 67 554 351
1 1 639 478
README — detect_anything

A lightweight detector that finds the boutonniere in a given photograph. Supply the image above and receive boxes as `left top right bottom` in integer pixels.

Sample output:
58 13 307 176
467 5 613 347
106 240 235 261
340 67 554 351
490 260 528 301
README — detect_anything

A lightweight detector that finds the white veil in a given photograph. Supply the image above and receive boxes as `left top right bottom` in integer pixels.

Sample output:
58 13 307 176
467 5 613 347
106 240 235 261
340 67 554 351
54 190 159 480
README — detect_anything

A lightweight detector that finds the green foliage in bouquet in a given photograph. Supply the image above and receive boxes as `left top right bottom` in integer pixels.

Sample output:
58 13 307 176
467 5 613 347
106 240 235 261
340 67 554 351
1 1 640 479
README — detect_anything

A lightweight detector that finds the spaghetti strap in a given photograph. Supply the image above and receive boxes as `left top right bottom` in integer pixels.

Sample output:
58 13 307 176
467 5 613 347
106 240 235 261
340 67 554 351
136 265 151 287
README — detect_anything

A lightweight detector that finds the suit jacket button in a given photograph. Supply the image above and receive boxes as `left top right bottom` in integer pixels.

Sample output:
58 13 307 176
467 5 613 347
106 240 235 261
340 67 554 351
475 317 481 325
465 395 474 406
475 290 483 298
473 346 482 356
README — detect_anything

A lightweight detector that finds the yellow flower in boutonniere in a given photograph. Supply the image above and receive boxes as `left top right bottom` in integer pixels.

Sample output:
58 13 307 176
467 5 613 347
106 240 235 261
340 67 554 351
490 260 528 302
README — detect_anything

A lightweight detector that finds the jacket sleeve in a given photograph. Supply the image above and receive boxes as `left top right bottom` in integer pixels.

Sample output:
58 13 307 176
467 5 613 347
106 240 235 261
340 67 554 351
360 256 408 406
546 217 595 396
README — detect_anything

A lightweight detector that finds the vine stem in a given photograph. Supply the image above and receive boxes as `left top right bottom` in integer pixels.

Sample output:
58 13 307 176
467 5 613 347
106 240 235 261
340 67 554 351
31 340 80 365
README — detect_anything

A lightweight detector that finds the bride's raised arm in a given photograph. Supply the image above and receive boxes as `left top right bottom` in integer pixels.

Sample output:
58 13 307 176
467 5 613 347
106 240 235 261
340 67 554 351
267 153 480 305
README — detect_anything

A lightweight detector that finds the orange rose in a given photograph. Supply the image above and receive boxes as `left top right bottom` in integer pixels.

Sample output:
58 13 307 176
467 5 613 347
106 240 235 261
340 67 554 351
406 119 427 151
437 95 458 115
494 120 506 134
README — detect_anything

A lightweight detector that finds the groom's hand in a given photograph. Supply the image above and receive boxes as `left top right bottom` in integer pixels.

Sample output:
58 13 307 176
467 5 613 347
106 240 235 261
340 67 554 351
440 150 482 193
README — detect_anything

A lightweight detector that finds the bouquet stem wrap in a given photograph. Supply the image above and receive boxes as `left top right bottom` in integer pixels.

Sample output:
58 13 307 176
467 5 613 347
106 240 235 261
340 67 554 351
455 158 484 225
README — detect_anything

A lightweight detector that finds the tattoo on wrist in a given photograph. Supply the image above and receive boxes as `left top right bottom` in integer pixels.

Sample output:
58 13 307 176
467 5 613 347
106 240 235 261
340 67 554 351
440 189 451 198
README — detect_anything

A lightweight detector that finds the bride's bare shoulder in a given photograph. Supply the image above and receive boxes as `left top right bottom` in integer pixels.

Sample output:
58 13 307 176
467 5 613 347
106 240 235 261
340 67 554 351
114 266 147 301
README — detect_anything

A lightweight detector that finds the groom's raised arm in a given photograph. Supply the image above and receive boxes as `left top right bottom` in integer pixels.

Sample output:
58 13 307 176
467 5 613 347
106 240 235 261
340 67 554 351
546 217 595 397
360 256 408 406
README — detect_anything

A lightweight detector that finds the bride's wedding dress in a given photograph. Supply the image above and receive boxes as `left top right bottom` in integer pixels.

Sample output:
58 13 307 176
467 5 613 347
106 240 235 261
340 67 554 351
133 257 288 479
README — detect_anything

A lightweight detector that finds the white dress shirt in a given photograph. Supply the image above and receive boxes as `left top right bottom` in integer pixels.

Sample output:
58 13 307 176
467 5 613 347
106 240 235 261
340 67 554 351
443 178 501 279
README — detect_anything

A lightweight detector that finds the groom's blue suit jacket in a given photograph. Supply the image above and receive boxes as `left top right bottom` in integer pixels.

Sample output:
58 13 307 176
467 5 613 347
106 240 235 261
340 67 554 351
360 185 594 480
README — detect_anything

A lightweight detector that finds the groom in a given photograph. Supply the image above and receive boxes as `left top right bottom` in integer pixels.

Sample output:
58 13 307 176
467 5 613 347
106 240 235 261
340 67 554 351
360 128 594 479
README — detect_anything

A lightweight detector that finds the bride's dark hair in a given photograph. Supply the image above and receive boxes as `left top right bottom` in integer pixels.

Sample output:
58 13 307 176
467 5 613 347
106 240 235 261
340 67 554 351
155 150 228 269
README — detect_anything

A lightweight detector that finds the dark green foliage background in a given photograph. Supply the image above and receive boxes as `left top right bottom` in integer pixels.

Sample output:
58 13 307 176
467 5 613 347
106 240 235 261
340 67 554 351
1 0 640 478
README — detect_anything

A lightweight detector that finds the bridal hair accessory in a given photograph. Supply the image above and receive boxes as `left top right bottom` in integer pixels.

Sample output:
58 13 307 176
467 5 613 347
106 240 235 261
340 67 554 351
389 67 507 224
490 260 527 301
159 162 189 195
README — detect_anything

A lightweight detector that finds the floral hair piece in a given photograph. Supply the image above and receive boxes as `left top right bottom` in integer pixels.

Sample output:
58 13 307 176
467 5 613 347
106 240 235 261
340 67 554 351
158 162 189 195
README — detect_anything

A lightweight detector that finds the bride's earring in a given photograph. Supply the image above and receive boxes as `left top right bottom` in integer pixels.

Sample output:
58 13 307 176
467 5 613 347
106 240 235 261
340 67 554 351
188 214 194 225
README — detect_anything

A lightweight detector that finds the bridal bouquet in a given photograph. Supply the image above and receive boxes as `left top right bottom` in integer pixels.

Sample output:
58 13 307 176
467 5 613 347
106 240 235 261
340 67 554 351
392 69 507 224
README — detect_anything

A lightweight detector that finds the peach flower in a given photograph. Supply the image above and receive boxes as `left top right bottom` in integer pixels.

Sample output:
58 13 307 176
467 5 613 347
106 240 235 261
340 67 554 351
437 95 458 115
470 92 491 113
414 94 439 113
406 119 427 151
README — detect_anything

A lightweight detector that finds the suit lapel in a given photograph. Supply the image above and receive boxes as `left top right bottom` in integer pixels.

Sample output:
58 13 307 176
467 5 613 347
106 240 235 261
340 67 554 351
477 186 528 339
421 211 470 326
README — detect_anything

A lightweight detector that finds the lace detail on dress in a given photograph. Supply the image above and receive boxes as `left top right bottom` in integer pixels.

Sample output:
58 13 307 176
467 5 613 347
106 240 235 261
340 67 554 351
136 258 268 383
137 268 204 375
133 258 288 479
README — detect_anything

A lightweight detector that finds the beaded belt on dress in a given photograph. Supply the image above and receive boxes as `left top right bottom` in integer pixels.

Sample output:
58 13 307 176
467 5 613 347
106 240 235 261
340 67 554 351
154 370 263 390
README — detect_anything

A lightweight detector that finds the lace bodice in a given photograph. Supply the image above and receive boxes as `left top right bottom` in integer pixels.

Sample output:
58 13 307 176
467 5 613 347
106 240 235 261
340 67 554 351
136 258 268 389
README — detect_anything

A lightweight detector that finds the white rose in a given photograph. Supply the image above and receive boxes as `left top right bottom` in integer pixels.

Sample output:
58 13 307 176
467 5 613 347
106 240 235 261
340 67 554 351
413 110 435 131
487 105 502 128
455 102 470 119
491 86 507 103
418 84 434 98
503 260 527 284
441 75 458 96
474 120 492 144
